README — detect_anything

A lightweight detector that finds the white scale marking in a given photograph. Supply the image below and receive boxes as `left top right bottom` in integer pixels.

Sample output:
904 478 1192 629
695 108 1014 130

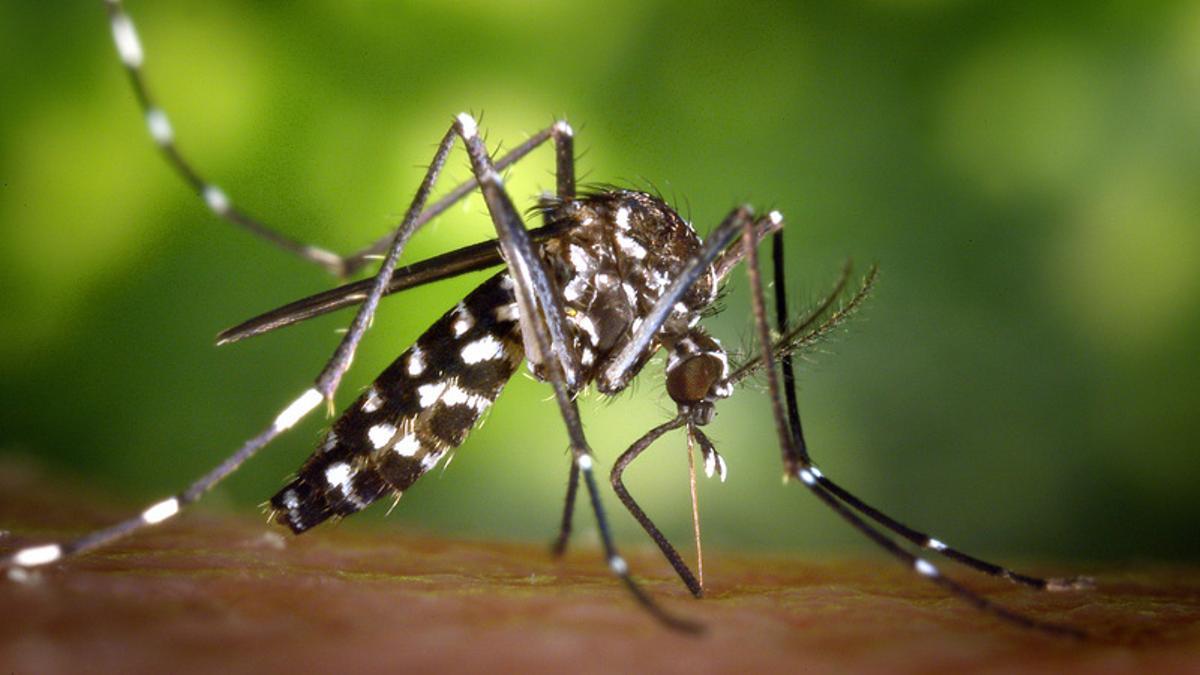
368 423 397 449
362 388 383 413
553 120 574 137
320 431 339 453
141 497 180 525
204 184 230 215
408 346 426 376
621 282 637 305
420 450 445 471
798 469 816 485
393 433 421 457
563 281 584 302
456 112 477 139
609 555 629 575
927 538 948 551
460 336 505 364
442 384 490 413
615 206 631 230
452 305 474 337
274 388 322 431
281 490 300 511
494 302 519 322
110 12 143 67
324 462 354 494
418 382 448 409
915 558 939 578
576 454 593 471
13 544 62 567
146 108 173 145
570 313 600 346
615 232 646 259
568 244 592 273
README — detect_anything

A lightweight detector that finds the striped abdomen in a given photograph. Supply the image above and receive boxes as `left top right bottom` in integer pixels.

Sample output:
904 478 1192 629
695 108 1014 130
271 271 522 533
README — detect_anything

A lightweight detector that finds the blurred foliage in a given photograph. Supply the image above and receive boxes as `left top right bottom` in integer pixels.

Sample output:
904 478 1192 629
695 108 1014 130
1 0 1197 562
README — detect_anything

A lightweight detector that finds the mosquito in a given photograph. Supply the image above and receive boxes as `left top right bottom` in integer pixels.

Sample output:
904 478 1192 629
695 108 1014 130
3 0 1093 636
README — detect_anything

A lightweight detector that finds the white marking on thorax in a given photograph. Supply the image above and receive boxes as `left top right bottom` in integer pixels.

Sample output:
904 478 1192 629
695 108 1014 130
615 206 631 230
563 277 588 303
570 313 600 346
615 232 646 259
568 244 593 273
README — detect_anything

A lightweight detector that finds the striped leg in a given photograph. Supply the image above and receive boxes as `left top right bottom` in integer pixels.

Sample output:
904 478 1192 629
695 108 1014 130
453 113 701 632
102 0 573 277
741 219 1089 638
3 113 562 577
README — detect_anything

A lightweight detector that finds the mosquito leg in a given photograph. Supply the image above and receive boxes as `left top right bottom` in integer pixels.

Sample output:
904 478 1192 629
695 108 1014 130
102 0 346 274
311 123 461 402
338 120 577 276
4 387 322 572
609 416 703 598
550 459 579 557
7 118 475 572
455 114 579 387
768 235 1090 592
742 218 1087 638
104 1 574 279
453 113 696 631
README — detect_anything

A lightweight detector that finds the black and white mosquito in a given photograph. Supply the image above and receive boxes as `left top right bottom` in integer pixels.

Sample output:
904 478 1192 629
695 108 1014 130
3 0 1093 636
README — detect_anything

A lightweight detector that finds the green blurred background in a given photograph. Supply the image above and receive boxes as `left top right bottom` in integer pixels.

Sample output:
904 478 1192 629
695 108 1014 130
1 0 1197 564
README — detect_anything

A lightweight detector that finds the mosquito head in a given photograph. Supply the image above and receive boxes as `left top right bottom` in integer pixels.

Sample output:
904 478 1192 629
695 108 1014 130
665 329 732 426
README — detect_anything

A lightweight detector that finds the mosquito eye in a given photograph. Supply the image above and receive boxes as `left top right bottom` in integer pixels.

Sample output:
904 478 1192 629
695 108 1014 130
666 353 724 405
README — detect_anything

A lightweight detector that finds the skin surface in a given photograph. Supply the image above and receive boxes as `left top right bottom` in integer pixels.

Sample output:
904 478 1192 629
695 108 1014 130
2 468 1197 674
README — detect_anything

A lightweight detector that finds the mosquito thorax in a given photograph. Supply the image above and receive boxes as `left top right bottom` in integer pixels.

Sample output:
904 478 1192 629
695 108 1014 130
537 190 719 396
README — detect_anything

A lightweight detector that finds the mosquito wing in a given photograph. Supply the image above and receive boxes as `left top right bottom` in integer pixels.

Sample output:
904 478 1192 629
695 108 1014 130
217 222 568 345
